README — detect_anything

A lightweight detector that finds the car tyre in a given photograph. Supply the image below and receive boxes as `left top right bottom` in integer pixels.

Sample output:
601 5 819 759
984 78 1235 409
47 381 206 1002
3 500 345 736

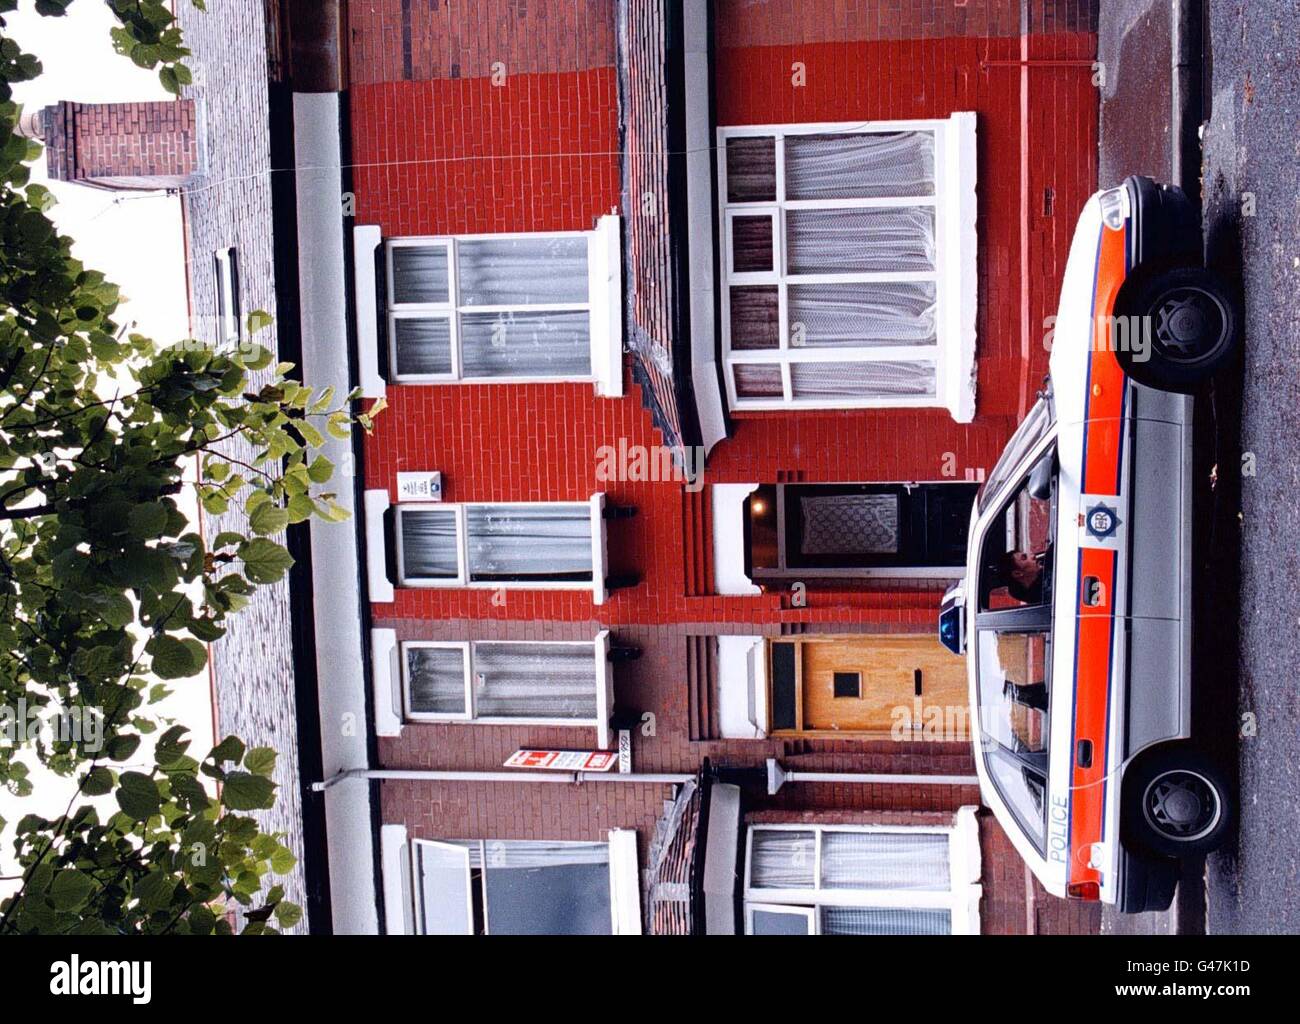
1123 746 1233 859
1116 267 1240 392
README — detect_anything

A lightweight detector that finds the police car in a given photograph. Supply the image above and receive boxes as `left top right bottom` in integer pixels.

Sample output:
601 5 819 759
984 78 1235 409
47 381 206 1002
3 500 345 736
939 177 1239 912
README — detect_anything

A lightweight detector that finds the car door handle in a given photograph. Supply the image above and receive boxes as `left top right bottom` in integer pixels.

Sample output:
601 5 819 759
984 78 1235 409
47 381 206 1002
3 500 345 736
914 669 923 697
1076 739 1094 768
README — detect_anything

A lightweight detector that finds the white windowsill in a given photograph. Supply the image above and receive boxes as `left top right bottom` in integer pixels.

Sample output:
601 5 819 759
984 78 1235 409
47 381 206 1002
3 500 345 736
608 828 642 935
353 225 385 399
363 489 395 603
370 628 402 737
590 214 624 397
380 824 412 935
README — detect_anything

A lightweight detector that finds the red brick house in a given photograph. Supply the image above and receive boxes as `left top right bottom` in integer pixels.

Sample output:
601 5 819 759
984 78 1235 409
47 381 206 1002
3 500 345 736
335 0 1103 936
38 0 1106 935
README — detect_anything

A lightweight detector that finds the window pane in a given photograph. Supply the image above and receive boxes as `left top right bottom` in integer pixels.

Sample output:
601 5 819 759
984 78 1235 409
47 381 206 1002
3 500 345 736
393 317 453 376
726 136 777 202
977 630 1050 756
465 505 594 583
415 842 473 934
751 908 813 935
733 362 784 399
788 282 937 348
820 831 950 890
983 742 1048 851
749 830 816 889
400 508 460 580
978 469 1054 610
406 647 468 715
790 360 935 399
731 215 775 273
729 286 780 349
820 907 951 936
785 131 935 200
471 642 598 719
480 841 611 935
786 207 935 274
391 246 450 305
460 311 591 378
457 236 588 306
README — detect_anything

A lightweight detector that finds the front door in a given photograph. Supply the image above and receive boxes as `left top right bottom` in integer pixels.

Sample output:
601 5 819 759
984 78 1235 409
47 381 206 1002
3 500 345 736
748 482 978 579
768 635 968 739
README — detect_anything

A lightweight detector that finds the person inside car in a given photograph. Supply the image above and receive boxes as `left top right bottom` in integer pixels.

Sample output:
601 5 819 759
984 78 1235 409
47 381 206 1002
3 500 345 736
996 549 1048 605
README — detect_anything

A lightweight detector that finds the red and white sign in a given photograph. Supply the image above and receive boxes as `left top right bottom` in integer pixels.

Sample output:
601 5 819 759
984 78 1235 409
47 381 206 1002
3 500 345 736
504 749 617 772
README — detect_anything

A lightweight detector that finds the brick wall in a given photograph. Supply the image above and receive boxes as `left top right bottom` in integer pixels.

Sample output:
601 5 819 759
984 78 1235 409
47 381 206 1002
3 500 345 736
42 99 198 191
980 811 1102 934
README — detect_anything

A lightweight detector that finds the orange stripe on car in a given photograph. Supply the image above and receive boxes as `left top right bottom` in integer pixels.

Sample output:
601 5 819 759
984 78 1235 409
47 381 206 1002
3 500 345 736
1069 222 1128 893
1082 225 1129 496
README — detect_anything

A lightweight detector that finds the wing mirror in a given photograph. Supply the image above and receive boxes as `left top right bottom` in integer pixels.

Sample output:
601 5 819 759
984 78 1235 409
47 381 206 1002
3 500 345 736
1027 452 1055 501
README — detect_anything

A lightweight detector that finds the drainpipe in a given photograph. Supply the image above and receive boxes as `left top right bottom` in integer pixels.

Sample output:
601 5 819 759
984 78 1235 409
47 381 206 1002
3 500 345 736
766 759 979 796
312 768 696 792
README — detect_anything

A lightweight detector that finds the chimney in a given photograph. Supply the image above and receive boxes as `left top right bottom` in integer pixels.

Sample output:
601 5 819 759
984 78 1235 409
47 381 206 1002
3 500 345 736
35 99 199 192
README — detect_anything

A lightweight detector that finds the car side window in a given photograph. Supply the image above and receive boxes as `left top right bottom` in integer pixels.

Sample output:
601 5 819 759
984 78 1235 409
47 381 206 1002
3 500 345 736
976 628 1051 851
978 449 1056 612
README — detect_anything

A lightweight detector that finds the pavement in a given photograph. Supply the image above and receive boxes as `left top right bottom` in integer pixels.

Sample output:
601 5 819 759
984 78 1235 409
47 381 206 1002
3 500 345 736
1098 0 1300 936
1198 0 1300 936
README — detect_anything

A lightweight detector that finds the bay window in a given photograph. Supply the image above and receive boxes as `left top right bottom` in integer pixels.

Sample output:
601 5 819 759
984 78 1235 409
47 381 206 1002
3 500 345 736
743 814 982 934
716 116 977 420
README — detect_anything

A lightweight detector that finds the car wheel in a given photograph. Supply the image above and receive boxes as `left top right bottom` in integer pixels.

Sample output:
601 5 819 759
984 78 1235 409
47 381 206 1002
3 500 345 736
1116 267 1240 392
1123 747 1233 859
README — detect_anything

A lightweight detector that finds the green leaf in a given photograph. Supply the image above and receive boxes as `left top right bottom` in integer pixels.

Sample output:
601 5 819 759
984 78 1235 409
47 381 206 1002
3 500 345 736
210 735 246 765
306 454 335 483
127 501 169 538
116 772 162 820
90 590 135 629
154 725 191 767
270 844 297 875
49 870 96 911
134 869 175 912
106 733 142 762
244 746 277 777
81 766 114 796
245 309 274 333
238 537 294 584
248 501 289 536
273 900 303 928
187 904 216 935
222 771 276 811
148 635 206 679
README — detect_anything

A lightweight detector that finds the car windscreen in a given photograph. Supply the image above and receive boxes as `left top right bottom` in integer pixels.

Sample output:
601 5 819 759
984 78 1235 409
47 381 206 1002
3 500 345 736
978 394 1054 514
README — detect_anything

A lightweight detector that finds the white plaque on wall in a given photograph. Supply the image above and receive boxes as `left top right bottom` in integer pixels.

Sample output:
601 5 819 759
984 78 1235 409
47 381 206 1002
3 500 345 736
396 471 442 502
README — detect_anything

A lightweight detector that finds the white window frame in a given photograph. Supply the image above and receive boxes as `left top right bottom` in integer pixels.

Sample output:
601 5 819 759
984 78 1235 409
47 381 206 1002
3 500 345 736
399 832 641 935
742 813 982 934
387 494 610 603
354 215 623 397
716 115 977 420
214 246 239 348
399 631 614 747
